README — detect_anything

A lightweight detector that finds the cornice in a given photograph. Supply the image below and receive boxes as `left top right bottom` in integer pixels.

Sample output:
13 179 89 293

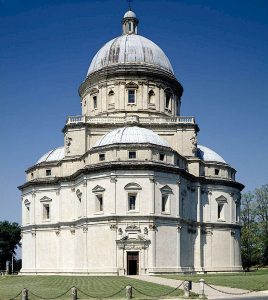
78 64 183 98
62 119 199 134
18 161 244 191
21 215 241 232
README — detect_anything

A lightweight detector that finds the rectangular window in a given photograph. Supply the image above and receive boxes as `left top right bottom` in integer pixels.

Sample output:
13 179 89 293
43 204 50 220
93 96 97 109
162 194 169 212
128 90 135 104
128 194 136 211
218 203 224 219
96 194 103 212
128 151 136 159
159 153 165 161
99 153 105 161
46 169 51 176
215 169 220 175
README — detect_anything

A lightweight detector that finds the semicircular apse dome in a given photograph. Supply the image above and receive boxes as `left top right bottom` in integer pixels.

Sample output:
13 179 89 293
92 126 170 148
36 146 65 164
197 145 226 163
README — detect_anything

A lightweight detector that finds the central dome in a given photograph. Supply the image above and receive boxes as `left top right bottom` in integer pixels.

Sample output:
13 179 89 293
87 10 174 76
87 35 174 75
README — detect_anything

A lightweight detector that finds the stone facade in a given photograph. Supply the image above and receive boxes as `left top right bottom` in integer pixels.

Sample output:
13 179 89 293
19 10 243 275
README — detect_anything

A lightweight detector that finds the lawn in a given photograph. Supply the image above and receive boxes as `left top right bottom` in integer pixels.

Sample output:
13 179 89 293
0 275 189 300
159 268 268 291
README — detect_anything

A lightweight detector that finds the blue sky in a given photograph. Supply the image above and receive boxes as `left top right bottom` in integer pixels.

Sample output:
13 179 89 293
1 0 268 223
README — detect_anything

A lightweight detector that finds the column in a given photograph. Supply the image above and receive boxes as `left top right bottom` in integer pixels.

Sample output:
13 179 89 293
176 177 181 217
83 180 87 217
148 224 157 272
149 176 155 214
177 225 181 270
110 174 117 214
194 185 202 271
32 192 37 272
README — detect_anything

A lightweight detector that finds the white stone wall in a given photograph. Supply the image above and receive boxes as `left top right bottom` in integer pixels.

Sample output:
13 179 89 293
21 168 242 274
81 79 180 118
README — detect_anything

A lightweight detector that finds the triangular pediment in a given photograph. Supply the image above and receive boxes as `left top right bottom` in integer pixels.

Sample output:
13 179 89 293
40 196 52 202
160 185 173 194
124 183 142 191
216 195 227 203
92 185 105 193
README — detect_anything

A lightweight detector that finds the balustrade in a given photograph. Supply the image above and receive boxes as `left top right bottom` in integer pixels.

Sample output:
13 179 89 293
66 115 195 125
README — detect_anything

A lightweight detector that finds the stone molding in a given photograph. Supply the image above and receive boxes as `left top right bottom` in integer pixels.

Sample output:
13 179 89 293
19 161 244 191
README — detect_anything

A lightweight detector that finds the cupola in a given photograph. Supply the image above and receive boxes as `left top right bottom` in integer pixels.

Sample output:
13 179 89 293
122 10 139 35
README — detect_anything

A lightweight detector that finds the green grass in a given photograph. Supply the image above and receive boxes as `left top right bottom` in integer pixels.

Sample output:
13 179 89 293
0 275 192 300
158 268 268 291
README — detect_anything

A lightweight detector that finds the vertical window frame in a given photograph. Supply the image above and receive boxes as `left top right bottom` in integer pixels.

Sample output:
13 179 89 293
95 194 103 213
40 196 52 222
128 194 137 211
216 196 227 221
161 194 169 213
128 89 136 104
93 95 98 109
24 200 30 224
43 203 50 220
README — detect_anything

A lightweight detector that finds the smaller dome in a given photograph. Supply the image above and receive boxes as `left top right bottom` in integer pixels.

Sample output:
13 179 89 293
37 147 64 164
93 126 170 148
123 10 137 18
197 145 226 163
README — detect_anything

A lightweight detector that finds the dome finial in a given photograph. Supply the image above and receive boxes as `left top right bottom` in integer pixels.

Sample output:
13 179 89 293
122 6 139 35
127 0 133 10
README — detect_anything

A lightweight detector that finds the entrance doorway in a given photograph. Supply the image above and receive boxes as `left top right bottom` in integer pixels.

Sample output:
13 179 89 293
127 252 139 275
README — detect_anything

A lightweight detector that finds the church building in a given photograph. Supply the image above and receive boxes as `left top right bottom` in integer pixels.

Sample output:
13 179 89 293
19 10 244 275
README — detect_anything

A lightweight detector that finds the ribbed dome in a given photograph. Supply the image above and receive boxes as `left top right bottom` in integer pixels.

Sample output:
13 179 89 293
87 34 174 75
93 126 170 148
37 147 64 164
197 145 226 163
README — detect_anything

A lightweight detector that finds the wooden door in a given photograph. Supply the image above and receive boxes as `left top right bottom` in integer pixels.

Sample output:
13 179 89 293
127 252 139 275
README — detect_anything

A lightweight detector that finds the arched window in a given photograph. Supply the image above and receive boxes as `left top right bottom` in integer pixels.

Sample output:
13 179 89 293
24 200 30 224
160 185 173 213
108 90 115 103
76 189 82 219
148 90 155 104
164 88 173 110
93 95 97 109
